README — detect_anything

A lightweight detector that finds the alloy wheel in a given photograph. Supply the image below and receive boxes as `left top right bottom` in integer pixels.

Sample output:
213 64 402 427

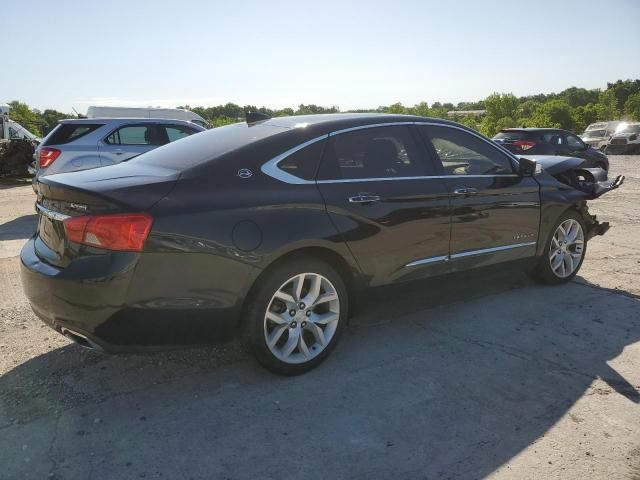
263 273 340 364
549 218 584 278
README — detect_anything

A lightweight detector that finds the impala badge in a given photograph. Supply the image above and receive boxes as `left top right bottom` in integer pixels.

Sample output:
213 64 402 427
70 203 88 212
237 168 253 179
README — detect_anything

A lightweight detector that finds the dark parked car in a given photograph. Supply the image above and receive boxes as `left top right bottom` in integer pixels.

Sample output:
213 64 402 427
493 128 609 171
21 114 623 375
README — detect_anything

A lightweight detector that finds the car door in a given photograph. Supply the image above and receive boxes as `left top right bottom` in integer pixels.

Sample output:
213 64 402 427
316 124 451 286
99 124 163 166
418 124 540 272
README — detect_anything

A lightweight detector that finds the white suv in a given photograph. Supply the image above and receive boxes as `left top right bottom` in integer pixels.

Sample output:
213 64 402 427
607 123 640 154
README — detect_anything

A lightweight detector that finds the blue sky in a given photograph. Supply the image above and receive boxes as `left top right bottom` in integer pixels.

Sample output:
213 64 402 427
4 0 640 113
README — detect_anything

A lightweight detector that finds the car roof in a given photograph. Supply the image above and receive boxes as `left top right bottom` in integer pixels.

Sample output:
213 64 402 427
57 117 204 127
499 127 569 133
253 113 458 135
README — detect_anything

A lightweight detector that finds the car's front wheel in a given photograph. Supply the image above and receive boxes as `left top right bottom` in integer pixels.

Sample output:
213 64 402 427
532 210 587 284
243 258 348 375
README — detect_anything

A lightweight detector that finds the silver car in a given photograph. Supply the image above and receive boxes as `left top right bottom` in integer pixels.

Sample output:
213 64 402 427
33 118 206 178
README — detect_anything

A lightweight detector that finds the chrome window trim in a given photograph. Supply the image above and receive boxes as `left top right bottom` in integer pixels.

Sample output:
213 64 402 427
261 121 520 185
316 174 519 184
405 241 536 268
36 204 71 221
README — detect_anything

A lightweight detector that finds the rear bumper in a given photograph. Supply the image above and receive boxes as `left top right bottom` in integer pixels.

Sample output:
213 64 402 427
20 238 251 352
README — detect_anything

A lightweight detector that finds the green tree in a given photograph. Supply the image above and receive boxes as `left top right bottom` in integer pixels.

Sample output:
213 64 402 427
528 100 574 129
624 92 640 121
8 101 42 135
408 101 430 117
559 87 599 108
606 79 640 112
596 90 619 120
384 102 407 114
517 100 542 126
41 109 73 135
571 104 599 133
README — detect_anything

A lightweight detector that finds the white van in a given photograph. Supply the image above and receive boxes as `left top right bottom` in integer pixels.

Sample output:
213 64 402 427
86 106 210 128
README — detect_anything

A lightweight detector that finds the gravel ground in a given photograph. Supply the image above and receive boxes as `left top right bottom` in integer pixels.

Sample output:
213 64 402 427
0 157 638 479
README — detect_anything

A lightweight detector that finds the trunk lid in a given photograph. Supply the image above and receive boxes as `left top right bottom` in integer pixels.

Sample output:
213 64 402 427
34 162 179 267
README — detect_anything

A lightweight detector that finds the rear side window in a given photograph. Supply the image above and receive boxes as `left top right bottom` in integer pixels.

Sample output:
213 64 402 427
493 131 528 140
132 122 288 170
277 139 326 181
542 133 563 145
318 126 426 180
421 125 514 176
165 125 197 143
44 124 102 146
106 125 160 145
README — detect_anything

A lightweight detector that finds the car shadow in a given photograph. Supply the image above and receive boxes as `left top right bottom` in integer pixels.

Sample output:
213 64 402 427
0 178 33 190
1 266 638 479
0 214 37 241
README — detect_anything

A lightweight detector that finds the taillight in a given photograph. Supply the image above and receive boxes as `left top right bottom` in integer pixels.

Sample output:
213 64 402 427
38 147 61 168
63 213 153 252
513 140 537 151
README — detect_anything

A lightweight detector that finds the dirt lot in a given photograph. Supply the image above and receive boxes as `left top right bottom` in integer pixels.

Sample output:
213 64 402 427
1 157 639 480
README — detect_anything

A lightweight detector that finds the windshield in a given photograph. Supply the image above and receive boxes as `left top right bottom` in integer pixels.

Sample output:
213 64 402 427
582 129 607 138
618 124 640 134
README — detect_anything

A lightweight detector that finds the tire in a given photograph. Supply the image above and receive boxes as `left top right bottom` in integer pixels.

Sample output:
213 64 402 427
243 257 348 375
531 210 587 285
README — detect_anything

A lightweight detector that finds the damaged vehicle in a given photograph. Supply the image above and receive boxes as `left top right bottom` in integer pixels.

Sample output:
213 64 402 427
20 114 623 375
606 122 640 154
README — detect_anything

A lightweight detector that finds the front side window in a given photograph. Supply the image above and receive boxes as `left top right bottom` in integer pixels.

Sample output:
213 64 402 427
106 125 158 145
318 125 425 180
421 125 514 175
565 134 585 150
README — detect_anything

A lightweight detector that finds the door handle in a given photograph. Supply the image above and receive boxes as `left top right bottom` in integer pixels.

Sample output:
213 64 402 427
453 187 478 196
348 194 381 204
114 149 125 155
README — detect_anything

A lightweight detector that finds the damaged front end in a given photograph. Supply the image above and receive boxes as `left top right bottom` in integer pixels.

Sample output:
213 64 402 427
575 202 610 241
523 155 625 200
519 155 624 242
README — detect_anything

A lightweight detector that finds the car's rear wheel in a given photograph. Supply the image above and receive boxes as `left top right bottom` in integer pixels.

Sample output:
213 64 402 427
243 258 347 375
532 210 587 284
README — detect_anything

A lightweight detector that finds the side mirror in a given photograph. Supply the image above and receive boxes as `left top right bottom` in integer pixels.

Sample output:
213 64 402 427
518 157 537 177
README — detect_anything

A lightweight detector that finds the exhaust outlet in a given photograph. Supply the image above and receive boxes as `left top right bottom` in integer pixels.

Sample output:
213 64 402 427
60 327 103 351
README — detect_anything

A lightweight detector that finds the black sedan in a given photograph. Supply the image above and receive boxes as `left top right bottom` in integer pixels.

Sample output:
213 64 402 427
21 114 622 375
493 128 609 171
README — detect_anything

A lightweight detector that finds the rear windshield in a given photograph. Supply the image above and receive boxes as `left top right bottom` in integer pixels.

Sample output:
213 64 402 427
44 124 103 146
493 131 528 140
132 122 289 170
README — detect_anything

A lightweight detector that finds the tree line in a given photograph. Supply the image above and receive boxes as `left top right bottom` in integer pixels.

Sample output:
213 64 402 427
7 79 640 138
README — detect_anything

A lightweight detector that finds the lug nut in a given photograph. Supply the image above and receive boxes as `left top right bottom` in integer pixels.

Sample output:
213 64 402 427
299 302 306 309
301 321 307 328
306 310 311 317
290 321 297 328
289 309 296 316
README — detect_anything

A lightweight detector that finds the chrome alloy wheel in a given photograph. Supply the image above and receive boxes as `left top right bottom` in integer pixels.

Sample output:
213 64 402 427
549 218 585 278
263 273 340 364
